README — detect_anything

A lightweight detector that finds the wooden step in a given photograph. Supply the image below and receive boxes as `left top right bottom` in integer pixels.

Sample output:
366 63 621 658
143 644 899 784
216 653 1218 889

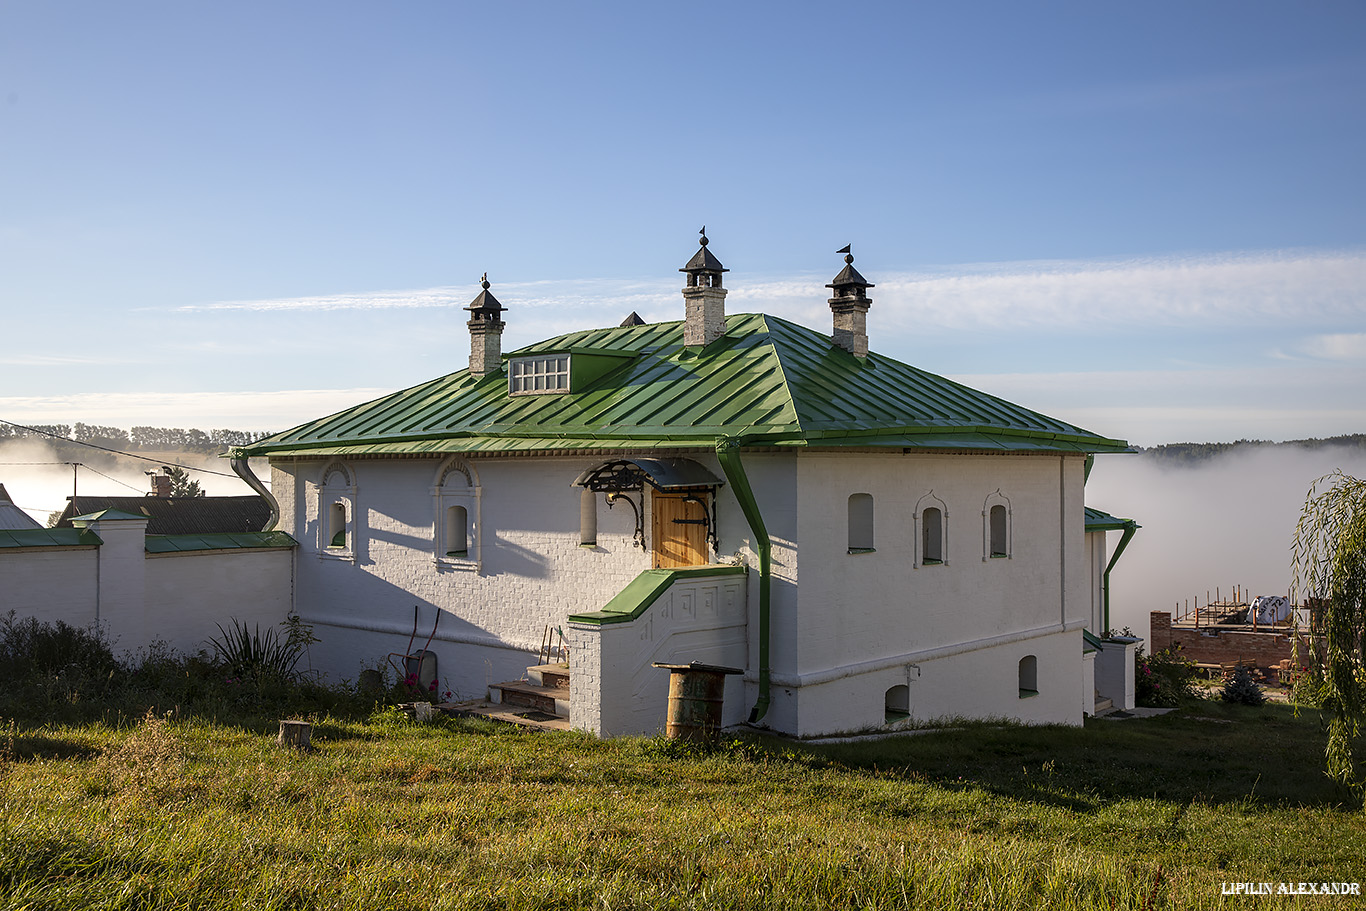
1093 696 1114 715
527 663 570 690
489 681 569 718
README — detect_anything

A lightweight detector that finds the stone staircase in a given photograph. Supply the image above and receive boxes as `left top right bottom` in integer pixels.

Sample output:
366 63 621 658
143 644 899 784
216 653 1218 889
446 662 571 731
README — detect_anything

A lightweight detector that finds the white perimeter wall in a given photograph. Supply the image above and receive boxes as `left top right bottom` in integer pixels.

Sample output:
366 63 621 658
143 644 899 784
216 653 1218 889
0 530 292 658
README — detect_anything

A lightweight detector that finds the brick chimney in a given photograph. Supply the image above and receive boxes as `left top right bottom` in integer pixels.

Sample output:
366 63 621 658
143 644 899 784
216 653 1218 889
148 468 172 498
827 245 874 358
465 273 506 377
680 227 728 348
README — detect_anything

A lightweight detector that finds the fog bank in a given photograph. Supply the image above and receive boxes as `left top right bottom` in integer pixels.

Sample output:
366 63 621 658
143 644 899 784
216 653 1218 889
0 439 258 524
1086 445 1366 639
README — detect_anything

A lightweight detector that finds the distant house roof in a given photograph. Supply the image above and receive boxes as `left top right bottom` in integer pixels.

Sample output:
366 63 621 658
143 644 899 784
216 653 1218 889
0 483 43 530
54 496 271 536
244 313 1130 459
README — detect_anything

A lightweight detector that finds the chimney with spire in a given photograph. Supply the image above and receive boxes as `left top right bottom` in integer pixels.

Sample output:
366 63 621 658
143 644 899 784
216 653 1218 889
680 227 729 348
465 273 507 377
827 245 874 358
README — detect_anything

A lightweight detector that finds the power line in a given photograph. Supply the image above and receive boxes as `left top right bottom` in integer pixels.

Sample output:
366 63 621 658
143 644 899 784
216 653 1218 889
80 464 149 494
0 419 241 478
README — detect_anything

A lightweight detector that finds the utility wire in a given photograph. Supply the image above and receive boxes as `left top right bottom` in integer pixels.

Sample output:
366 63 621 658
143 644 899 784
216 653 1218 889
0 418 242 478
80 464 150 494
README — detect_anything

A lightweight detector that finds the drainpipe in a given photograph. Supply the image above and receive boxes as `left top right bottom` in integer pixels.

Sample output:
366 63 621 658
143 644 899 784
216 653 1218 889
1102 521 1138 633
715 437 772 724
231 450 280 532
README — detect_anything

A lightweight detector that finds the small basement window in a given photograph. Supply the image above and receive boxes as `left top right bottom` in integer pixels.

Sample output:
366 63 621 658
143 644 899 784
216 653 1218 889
509 355 569 395
885 685 909 723
1019 655 1038 698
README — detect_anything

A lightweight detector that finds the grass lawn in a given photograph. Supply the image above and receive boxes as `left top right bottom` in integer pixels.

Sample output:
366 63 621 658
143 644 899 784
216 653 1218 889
1 701 1363 910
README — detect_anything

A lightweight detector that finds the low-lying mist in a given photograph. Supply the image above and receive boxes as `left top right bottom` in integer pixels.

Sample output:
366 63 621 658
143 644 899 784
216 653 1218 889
0 439 259 524
1086 444 1366 640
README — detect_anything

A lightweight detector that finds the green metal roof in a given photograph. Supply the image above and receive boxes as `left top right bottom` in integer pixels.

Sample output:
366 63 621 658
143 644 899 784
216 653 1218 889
0 528 102 549
1084 506 1138 531
69 509 148 523
143 531 298 554
244 313 1130 458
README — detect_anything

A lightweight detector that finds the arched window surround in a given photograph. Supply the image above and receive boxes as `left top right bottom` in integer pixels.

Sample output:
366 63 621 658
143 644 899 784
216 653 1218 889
913 492 949 568
316 461 356 562
431 456 481 571
982 490 1013 561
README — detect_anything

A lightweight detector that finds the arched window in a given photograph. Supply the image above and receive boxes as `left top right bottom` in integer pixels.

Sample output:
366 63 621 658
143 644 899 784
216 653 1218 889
580 486 597 546
317 461 356 561
328 502 347 548
885 684 909 723
990 505 1008 557
922 507 943 564
848 493 874 553
431 457 480 568
445 505 469 557
1019 655 1038 697
914 492 948 568
983 490 1012 560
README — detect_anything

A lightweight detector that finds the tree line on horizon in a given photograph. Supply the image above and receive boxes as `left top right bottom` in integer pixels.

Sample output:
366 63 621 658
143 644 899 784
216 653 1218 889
0 423 274 456
1137 433 1366 466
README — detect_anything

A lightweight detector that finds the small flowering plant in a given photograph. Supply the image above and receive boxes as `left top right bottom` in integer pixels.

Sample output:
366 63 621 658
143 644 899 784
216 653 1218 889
1136 643 1200 708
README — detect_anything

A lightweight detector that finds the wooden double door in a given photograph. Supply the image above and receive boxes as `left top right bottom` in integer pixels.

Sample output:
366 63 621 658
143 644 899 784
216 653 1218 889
651 491 711 568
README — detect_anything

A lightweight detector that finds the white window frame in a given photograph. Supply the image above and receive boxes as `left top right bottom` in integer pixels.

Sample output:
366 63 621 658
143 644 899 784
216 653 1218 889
316 461 356 562
913 491 949 568
982 490 1013 561
431 456 481 571
508 355 571 395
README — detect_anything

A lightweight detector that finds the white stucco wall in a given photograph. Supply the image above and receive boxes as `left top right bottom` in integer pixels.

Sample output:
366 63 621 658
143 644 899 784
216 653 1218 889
1085 529 1107 634
0 519 293 659
144 549 295 655
785 450 1090 735
0 546 99 627
569 569 748 736
277 452 765 700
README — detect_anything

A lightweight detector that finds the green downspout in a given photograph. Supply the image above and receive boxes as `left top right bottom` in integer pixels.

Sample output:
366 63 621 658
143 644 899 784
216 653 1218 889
1102 521 1138 633
716 437 772 724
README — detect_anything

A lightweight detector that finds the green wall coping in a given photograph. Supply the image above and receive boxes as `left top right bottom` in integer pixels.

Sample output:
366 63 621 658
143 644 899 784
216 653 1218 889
568 564 747 626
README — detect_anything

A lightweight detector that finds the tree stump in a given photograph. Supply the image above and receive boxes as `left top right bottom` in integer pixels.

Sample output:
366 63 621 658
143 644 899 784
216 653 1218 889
277 720 312 751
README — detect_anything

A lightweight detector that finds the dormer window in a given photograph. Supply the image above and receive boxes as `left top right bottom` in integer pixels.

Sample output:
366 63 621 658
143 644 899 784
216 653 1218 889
509 355 570 395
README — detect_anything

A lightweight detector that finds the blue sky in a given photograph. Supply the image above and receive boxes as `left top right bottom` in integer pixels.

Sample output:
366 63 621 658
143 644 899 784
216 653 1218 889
2 1 1364 446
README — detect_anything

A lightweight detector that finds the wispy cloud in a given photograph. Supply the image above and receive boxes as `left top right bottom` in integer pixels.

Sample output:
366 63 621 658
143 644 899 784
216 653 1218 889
171 249 1366 337
1292 333 1366 361
0 353 139 367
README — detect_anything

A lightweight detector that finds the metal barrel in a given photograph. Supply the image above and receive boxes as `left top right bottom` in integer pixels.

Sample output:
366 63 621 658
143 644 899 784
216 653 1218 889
664 668 729 742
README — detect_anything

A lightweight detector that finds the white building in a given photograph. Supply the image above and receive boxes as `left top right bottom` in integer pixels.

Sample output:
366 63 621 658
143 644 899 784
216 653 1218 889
236 235 1137 737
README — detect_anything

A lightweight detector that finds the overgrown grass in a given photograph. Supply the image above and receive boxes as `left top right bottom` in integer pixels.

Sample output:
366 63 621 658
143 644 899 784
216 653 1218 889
1 703 1363 910
3 616 1363 908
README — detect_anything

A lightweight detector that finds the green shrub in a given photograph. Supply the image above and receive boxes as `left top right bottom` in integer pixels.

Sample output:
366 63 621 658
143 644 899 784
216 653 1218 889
1221 664 1267 706
1135 643 1200 708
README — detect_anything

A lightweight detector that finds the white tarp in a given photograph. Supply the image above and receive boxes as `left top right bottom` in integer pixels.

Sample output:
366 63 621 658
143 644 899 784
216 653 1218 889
1251 595 1291 625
